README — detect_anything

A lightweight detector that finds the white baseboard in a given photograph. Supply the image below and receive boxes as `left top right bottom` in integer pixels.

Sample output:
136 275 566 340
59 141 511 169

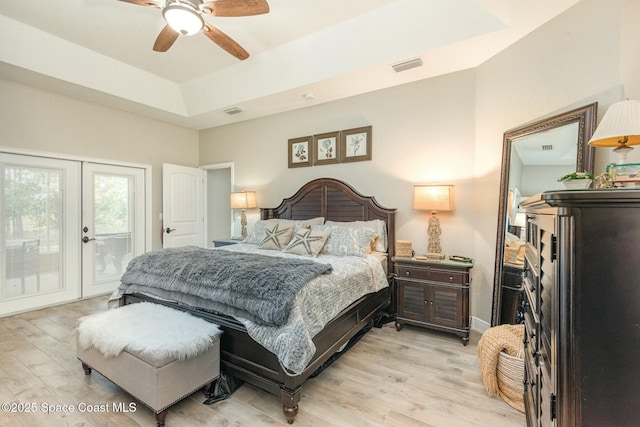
471 316 490 334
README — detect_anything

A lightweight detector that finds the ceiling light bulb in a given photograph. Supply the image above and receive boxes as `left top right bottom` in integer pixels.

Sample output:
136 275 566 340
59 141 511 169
163 3 204 36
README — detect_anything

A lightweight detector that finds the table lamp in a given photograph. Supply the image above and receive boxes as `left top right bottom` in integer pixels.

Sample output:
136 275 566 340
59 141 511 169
230 191 257 239
413 184 455 260
588 100 640 164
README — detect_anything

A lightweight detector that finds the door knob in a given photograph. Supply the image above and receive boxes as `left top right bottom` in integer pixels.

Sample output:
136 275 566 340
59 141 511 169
165 227 176 234
82 236 95 244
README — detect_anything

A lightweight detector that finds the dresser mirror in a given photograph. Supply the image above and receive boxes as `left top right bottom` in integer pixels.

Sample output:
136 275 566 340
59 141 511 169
491 102 597 326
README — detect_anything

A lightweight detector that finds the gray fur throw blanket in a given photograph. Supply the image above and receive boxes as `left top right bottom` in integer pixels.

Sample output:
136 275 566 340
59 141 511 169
119 246 332 326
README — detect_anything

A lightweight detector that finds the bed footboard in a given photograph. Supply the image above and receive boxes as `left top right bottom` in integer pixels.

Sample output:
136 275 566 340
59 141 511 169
123 286 389 423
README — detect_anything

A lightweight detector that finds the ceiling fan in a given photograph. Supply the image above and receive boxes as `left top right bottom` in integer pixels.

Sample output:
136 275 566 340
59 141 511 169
118 0 270 60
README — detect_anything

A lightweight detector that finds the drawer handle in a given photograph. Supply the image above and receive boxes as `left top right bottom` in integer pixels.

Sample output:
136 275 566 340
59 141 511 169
405 271 411 276
449 276 453 281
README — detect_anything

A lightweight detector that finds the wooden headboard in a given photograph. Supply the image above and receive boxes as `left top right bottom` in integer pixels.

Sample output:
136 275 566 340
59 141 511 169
260 177 396 273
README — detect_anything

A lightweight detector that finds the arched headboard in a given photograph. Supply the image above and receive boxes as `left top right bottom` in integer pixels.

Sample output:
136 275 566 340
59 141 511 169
260 178 396 273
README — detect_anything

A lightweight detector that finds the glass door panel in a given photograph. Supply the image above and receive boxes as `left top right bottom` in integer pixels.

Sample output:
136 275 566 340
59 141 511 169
1 154 80 316
82 163 145 297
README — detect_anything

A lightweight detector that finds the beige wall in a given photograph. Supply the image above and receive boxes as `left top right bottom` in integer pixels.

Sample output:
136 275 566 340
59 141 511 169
0 79 200 250
1 0 636 323
201 0 637 325
200 69 478 261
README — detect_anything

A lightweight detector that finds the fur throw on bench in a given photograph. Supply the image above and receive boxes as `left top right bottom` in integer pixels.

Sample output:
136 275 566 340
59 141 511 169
77 302 221 360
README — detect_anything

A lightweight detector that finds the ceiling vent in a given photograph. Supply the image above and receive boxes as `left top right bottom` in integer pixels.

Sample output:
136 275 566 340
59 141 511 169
542 144 553 151
392 58 423 73
224 107 244 115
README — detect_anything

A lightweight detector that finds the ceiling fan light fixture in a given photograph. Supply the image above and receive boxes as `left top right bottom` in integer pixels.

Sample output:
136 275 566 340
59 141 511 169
163 2 204 36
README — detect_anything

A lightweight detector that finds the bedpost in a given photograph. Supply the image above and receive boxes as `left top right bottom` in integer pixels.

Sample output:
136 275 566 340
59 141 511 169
280 387 301 424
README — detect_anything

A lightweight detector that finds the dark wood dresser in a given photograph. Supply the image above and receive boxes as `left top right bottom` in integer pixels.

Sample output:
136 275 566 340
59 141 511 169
520 189 640 427
393 257 472 345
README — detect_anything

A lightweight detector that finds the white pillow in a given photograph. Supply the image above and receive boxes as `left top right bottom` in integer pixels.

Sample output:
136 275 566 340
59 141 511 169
324 219 387 252
245 217 324 244
283 229 330 257
313 224 378 257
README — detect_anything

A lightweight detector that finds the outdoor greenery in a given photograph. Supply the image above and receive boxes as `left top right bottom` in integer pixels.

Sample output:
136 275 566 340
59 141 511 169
4 168 130 249
4 166 61 242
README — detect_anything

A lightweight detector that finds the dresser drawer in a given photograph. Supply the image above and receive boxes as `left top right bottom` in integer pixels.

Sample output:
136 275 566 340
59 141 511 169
524 305 539 365
395 265 466 284
524 353 539 422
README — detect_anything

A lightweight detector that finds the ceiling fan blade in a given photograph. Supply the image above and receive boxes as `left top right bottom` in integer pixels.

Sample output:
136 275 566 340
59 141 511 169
201 23 249 60
153 25 180 52
200 0 269 17
118 0 163 7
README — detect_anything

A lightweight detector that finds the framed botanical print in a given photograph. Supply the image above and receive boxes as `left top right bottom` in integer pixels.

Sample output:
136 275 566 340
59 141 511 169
340 126 372 162
313 131 340 165
288 136 313 168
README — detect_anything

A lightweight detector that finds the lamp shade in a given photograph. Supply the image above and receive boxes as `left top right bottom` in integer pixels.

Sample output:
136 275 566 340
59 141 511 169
413 185 455 212
230 191 257 209
513 212 527 228
588 100 640 147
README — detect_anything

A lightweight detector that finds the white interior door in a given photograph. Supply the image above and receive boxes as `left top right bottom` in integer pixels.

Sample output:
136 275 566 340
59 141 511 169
81 163 145 297
162 163 206 248
0 153 81 316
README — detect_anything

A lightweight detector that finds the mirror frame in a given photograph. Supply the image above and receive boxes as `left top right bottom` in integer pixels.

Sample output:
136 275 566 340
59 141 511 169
491 102 598 326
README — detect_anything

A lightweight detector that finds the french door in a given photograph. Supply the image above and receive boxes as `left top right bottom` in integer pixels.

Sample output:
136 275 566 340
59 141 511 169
1 154 146 316
1 153 81 315
81 163 145 297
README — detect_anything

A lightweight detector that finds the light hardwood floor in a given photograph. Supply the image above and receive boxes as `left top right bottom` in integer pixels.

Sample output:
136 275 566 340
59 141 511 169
0 296 525 427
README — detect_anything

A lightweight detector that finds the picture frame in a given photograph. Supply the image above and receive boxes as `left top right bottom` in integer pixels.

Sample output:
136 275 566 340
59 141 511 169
288 136 313 168
340 126 372 162
313 131 340 165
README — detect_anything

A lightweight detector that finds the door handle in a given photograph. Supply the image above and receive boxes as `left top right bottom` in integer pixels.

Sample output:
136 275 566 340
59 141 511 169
165 228 176 234
82 236 95 244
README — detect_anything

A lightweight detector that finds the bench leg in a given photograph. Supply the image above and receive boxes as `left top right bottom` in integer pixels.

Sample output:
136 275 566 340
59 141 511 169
203 381 214 398
81 362 92 375
155 409 168 427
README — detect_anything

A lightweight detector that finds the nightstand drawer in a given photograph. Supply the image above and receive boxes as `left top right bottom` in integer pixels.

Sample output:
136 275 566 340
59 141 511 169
395 265 465 284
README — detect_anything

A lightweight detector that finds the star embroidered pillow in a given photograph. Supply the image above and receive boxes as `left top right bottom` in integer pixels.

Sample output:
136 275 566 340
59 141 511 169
284 229 330 257
258 223 295 250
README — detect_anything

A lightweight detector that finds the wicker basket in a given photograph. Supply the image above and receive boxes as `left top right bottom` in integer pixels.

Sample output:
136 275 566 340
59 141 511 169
497 349 524 395
396 240 413 258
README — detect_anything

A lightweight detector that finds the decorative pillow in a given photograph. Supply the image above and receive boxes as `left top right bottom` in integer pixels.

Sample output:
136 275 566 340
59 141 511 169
258 223 295 250
313 225 378 257
245 217 324 244
283 229 330 257
324 219 387 252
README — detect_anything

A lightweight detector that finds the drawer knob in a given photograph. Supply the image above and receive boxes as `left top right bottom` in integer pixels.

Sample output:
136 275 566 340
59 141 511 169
449 276 453 281
405 271 411 276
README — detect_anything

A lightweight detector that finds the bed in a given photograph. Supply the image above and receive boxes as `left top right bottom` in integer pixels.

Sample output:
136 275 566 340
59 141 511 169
111 177 396 423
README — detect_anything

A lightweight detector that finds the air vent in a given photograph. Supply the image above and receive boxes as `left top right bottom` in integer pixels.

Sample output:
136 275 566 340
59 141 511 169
224 107 244 115
392 58 423 73
542 144 553 151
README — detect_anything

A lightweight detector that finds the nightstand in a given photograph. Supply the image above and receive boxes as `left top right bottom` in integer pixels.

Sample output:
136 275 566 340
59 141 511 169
393 257 473 345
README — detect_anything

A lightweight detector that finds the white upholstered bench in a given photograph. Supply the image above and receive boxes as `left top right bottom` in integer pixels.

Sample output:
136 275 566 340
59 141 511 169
76 302 221 427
